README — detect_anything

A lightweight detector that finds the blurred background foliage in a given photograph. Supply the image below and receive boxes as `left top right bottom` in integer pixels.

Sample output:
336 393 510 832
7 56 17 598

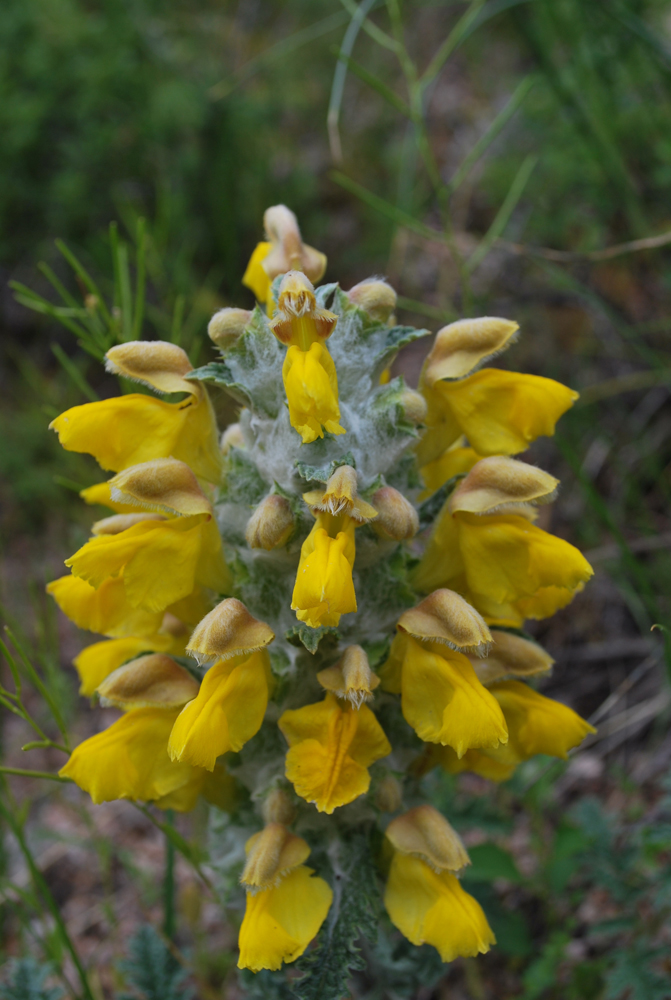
1 0 671 997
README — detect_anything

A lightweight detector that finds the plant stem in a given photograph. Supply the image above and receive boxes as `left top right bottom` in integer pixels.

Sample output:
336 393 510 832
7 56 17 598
164 809 176 940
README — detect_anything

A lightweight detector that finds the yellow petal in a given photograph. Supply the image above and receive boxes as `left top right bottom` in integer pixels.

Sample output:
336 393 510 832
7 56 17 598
242 241 272 304
168 651 269 770
279 694 390 814
400 637 508 757
431 743 517 783
292 523 356 628
237 866 332 972
80 481 144 514
384 853 495 962
426 368 578 458
59 707 198 805
419 444 482 498
489 680 595 761
65 515 229 614
50 392 221 483
282 343 345 444
73 634 180 697
47 575 164 638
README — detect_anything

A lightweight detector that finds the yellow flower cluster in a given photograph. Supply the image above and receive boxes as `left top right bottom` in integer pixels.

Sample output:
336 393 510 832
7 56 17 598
47 205 595 976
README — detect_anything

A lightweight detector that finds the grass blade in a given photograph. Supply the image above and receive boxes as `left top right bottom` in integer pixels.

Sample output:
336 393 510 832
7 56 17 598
467 153 537 272
328 0 380 161
51 344 99 402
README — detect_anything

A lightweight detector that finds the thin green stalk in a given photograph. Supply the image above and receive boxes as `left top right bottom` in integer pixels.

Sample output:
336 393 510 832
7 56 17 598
51 344 99 402
420 0 486 91
132 217 147 340
328 0 380 162
164 810 176 940
55 239 112 325
0 766 71 782
467 154 538 272
0 792 95 1000
3 628 69 747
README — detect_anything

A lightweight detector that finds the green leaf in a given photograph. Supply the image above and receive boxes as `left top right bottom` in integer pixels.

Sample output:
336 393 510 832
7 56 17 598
291 835 380 1000
521 932 571 999
462 842 522 884
295 452 357 483
186 360 252 408
118 925 193 1000
0 960 63 1000
285 624 340 654
604 946 669 1000
219 448 268 507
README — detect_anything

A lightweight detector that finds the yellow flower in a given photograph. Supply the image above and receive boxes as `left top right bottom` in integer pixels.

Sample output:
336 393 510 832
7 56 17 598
278 693 391 813
291 513 357 628
47 574 165 638
60 707 203 807
382 635 508 757
65 513 229 614
168 651 271 770
414 508 593 627
242 241 272 305
418 368 578 466
238 864 333 972
283 342 345 444
73 632 186 697
50 342 221 482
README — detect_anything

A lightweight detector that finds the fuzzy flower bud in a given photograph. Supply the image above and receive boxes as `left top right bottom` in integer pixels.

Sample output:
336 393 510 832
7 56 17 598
397 589 492 656
471 630 554 686
399 388 428 424
186 598 275 665
263 205 327 285
386 805 470 873
97 653 199 710
220 423 245 453
246 494 295 550
346 278 397 323
374 775 403 813
423 317 519 385
109 458 212 517
241 823 311 891
262 789 296 826
317 645 380 707
208 307 252 350
449 456 559 516
371 486 419 540
105 341 197 397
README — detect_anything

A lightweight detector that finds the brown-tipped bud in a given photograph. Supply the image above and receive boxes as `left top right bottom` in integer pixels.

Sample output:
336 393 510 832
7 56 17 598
208 308 252 350
91 513 166 535
97 654 199 710
109 458 212 517
397 589 491 656
262 788 296 826
423 317 519 385
220 423 245 454
386 805 470 873
449 456 559 516
346 279 397 323
263 205 327 285
270 271 337 343
186 598 275 665
241 822 311 891
471 630 554 686
245 494 295 550
303 465 378 523
105 341 196 397
374 775 403 813
399 389 428 425
371 486 419 541
317 645 380 707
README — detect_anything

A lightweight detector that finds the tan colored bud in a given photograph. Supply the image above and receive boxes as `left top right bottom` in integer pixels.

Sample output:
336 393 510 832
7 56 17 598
208 308 252 349
109 458 212 517
270 271 337 344
97 653 199 709
317 645 380 707
423 317 519 385
245 494 295 550
449 456 559 516
263 205 327 284
374 775 403 813
91 512 166 535
397 589 491 656
346 279 397 323
303 465 377 523
241 822 311 891
186 597 275 665
371 486 419 541
160 612 190 638
471 630 554 686
262 788 296 826
220 423 245 453
386 805 470 873
399 389 428 424
105 341 197 397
